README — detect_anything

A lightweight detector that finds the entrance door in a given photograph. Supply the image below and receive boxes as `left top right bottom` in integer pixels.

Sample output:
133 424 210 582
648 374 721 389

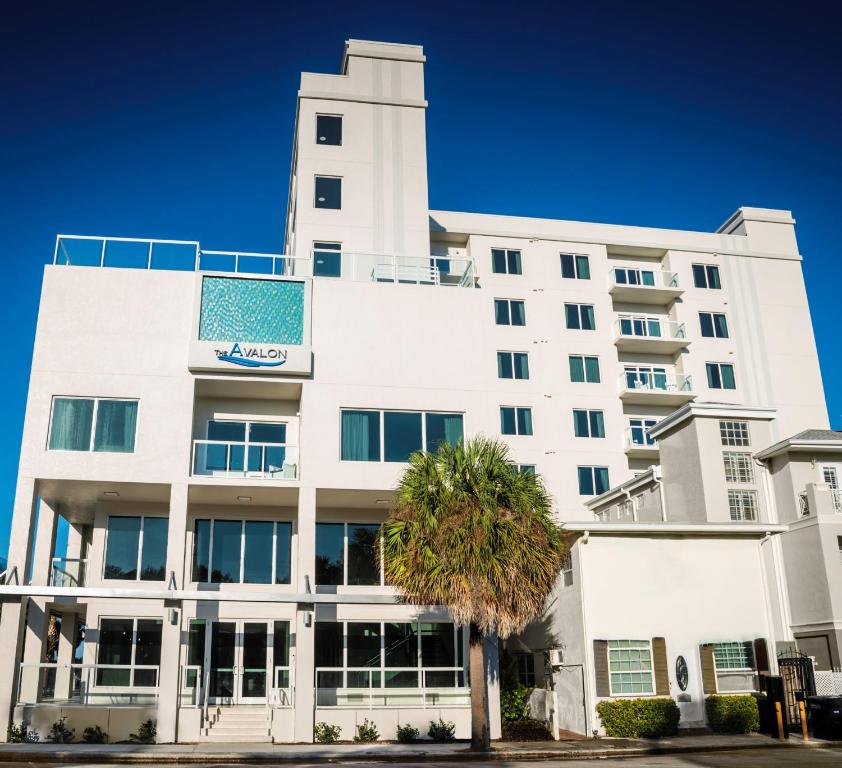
207 621 270 704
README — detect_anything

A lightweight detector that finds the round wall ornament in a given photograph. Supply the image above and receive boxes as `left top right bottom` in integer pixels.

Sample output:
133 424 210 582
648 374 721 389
676 655 689 691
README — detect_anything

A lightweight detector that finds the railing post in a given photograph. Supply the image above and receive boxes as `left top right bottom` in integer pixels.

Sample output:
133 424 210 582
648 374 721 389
100 238 106 267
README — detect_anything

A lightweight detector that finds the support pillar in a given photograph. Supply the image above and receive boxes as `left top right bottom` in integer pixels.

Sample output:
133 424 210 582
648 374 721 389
31 501 58 586
53 611 78 701
293 486 316 743
157 483 188 743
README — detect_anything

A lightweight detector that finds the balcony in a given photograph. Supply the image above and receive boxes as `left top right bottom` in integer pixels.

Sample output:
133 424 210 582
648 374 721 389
624 428 659 458
609 268 682 305
50 558 87 587
192 440 298 480
53 235 476 288
618 372 695 405
614 316 689 354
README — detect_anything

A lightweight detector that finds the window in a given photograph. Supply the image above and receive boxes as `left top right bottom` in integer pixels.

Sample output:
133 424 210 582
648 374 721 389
491 248 522 275
516 654 536 686
500 407 533 436
313 241 342 278
629 418 658 447
191 519 292 584
494 298 526 326
104 516 168 581
560 253 590 279
720 420 750 446
723 452 754 483
692 263 722 289
578 466 610 496
728 490 757 521
618 314 665 338
340 410 464 462
624 365 669 391
96 617 162 687
707 362 736 390
197 420 288 476
510 463 536 476
314 176 342 209
314 621 464 690
316 114 342 145
497 351 529 380
699 312 729 338
315 522 381 586
565 303 595 330
713 641 754 670
569 355 600 383
48 397 138 453
613 267 655 286
608 640 653 695
573 409 605 438
822 466 838 489
560 552 573 587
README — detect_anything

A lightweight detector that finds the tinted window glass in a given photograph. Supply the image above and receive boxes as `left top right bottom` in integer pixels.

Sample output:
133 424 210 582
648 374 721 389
421 623 455 667
49 398 94 451
425 413 463 452
313 241 342 277
192 519 211 582
248 423 286 444
104 517 141 580
93 400 138 453
347 524 380 585
211 520 242 583
383 411 423 462
341 410 380 461
347 622 381 666
208 421 246 441
316 523 344 585
510 300 526 325
385 623 417 667
134 619 163 686
275 522 292 585
316 114 342 145
243 521 274 584
97 618 133 685
139 517 168 581
314 622 343 667
315 176 342 209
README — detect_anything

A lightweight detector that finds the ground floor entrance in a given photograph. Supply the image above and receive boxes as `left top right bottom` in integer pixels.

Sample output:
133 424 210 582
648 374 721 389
206 620 279 705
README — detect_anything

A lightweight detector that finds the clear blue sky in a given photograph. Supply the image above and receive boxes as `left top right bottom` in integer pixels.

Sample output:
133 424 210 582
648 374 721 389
1 0 840 559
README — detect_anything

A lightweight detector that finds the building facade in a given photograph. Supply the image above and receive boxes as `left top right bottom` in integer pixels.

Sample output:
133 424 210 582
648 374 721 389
0 39 834 742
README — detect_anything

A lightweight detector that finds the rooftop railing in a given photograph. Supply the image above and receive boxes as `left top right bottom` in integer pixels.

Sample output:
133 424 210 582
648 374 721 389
54 236 476 287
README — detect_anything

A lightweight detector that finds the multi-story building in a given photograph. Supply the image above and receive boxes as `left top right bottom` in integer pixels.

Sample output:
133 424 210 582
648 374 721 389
0 39 833 742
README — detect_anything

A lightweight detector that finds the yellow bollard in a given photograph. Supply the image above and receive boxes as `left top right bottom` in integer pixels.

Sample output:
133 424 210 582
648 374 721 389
775 701 785 741
799 700 809 741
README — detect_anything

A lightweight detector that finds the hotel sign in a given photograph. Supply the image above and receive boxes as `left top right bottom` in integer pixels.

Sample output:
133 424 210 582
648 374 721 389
188 339 312 376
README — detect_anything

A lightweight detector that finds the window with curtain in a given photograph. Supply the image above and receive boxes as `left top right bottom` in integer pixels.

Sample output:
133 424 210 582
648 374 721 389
48 398 95 451
94 400 138 452
341 410 381 461
341 410 463 462
49 397 137 453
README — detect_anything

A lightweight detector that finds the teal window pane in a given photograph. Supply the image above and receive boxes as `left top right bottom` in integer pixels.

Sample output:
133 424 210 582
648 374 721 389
492 249 506 274
192 520 211 582
208 421 246 441
384 411 422 462
494 299 509 324
561 254 575 278
582 305 595 330
585 356 600 382
211 521 242 583
348 524 380 585
590 411 605 438
341 410 380 461
94 400 137 453
517 407 533 435
573 410 589 437
249 423 286 443
595 467 610 494
316 523 344 585
514 353 529 379
715 314 729 338
569 356 585 382
243 521 274 584
510 300 525 325
576 255 590 279
498 352 513 379
721 364 736 389
647 318 661 337
49 398 94 451
140 517 168 581
313 242 341 278
508 251 522 274
198 277 304 345
104 517 140 579
565 304 579 329
500 407 516 435
641 270 655 286
700 313 714 337
275 522 292 584
708 266 721 289
425 413 463 451
692 264 706 287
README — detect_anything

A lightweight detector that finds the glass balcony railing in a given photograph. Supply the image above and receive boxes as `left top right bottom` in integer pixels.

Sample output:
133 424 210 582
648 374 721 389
192 440 298 480
620 372 693 393
609 267 680 290
50 558 87 587
615 316 686 341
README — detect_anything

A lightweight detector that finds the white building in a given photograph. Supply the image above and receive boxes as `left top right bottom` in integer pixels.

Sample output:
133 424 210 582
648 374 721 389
0 39 834 742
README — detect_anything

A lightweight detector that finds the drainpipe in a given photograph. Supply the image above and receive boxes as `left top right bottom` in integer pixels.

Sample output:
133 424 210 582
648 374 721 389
651 465 667 521
577 532 592 737
622 488 637 522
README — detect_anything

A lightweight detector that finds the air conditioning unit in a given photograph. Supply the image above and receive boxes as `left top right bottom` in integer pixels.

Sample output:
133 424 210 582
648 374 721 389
549 648 564 667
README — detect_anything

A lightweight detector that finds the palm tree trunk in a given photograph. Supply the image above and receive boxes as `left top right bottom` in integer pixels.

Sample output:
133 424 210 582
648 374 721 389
468 622 490 751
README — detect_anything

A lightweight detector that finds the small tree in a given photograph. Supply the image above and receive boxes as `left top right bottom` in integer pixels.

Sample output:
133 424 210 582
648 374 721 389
382 437 566 750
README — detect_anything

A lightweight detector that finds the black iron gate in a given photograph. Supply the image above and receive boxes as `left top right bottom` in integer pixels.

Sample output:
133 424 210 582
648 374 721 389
778 650 816 726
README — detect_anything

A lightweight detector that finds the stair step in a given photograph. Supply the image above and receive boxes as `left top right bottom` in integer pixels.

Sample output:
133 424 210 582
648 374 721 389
203 733 273 743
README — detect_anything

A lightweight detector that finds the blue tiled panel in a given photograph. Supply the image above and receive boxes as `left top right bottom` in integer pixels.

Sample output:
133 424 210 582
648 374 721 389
199 277 304 344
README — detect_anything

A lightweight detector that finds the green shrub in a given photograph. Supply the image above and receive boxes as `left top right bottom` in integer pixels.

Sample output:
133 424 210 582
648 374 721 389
501 718 553 741
6 723 39 743
313 722 341 744
353 718 379 743
82 725 108 744
47 717 75 743
129 719 156 744
427 718 456 742
396 724 420 743
596 698 680 738
705 695 760 734
501 684 531 722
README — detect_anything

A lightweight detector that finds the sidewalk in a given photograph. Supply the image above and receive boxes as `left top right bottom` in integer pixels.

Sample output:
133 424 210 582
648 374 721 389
0 733 838 763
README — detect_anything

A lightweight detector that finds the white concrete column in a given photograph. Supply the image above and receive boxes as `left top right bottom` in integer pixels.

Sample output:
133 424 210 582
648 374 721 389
157 483 189 743
293 486 316 743
18 599 50 705
31 501 58 586
0 476 40 740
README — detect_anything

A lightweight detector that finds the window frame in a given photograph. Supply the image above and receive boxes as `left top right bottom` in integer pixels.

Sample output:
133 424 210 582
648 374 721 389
314 175 342 210
629 417 658 447
560 253 590 280
564 303 596 330
96 615 163 688
720 420 750 446
315 113 343 146
727 489 758 521
47 396 139 454
572 409 605 439
569 355 600 383
607 639 655 697
712 641 755 672
699 311 730 339
494 298 526 326
315 522 385 587
706 362 737 390
500 406 533 436
497 351 530 380
723 452 754 484
491 248 522 275
103 515 168 582
578 465 610 496
313 241 342 278
692 263 722 289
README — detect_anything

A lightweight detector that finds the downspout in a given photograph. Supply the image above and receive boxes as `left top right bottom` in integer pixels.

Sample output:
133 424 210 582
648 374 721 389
622 488 637 522
577 532 591 737
651 465 667 522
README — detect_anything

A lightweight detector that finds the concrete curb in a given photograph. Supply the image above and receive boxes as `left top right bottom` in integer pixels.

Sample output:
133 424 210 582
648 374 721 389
0 738 838 763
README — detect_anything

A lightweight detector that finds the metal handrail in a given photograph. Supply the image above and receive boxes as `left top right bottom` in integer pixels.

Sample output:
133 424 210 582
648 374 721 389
50 558 87 587
609 267 680 289
615 316 686 340
619 372 693 392
191 439 298 479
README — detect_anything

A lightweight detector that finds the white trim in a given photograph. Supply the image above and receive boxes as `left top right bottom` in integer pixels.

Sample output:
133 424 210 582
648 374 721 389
648 402 776 440
563 522 786 536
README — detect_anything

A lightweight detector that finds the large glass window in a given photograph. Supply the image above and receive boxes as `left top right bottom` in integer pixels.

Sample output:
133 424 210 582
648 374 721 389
569 355 600 383
316 114 342 146
315 176 342 209
341 410 463 462
313 241 342 278
618 314 664 338
494 298 525 326
564 303 595 330
49 398 137 453
699 312 729 338
315 523 345 585
491 248 522 275
497 351 529 380
561 253 590 279
692 263 722 289
96 617 162 687
200 420 288 476
104 516 168 581
500 406 533 436
629 418 658 447
340 410 381 462
425 412 464 453
316 522 381 586
707 362 737 390
573 409 605 438
578 466 610 495
614 267 655 286
384 411 423 462
608 640 653 695
191 520 292 584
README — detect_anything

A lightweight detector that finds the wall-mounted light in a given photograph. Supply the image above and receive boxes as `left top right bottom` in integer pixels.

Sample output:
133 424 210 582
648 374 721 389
304 611 313 627
169 608 179 625
375 499 389 505
237 495 252 502
103 491 120 498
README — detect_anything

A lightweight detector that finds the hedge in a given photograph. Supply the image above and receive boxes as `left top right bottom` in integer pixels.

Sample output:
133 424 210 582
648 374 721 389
705 695 761 734
501 718 553 741
596 698 680 738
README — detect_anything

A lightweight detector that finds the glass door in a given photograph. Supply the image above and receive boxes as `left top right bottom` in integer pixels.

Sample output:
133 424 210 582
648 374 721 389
207 621 270 705
240 622 269 703
208 621 236 704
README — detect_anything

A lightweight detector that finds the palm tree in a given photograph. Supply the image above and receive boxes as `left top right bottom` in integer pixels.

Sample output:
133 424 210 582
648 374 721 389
381 436 566 751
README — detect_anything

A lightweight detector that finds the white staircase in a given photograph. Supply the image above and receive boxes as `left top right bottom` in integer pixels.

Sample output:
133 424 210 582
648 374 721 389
203 705 272 743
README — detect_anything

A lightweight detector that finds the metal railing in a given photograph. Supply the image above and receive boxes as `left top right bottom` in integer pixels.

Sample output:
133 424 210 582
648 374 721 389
832 489 842 513
615 316 686 341
619 372 693 393
53 236 476 287
192 440 298 480
17 663 160 706
315 667 469 709
50 558 87 587
609 268 680 289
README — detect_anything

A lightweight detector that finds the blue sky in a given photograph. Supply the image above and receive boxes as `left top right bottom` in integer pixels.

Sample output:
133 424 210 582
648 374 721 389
1 1 840 559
